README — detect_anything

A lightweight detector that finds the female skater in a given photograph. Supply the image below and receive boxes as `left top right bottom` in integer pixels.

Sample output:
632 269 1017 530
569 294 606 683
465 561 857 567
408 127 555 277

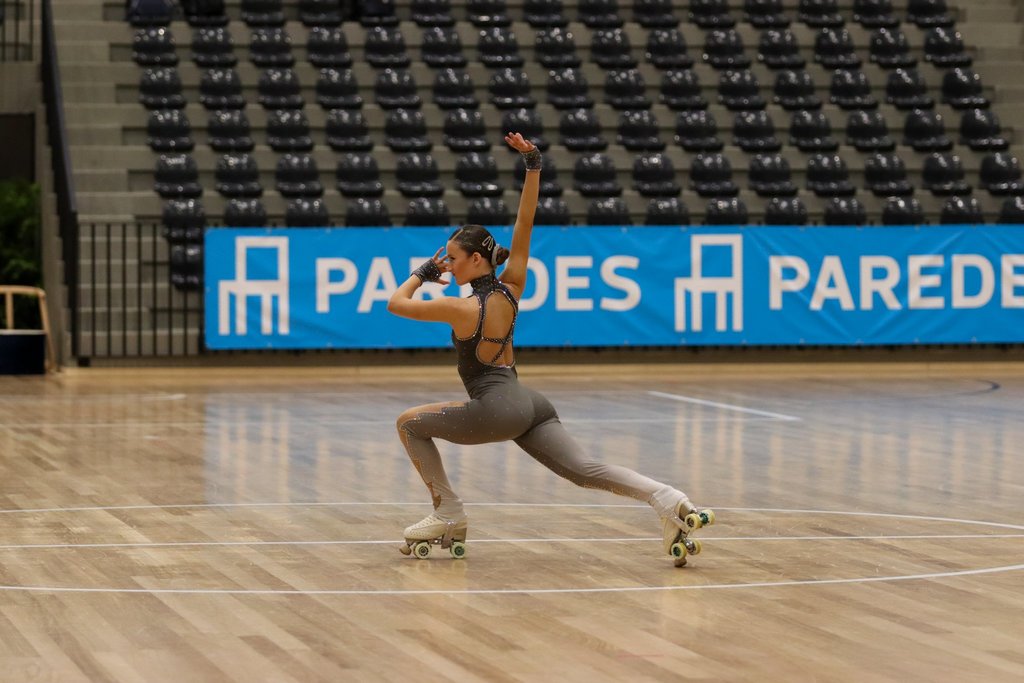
386 132 713 565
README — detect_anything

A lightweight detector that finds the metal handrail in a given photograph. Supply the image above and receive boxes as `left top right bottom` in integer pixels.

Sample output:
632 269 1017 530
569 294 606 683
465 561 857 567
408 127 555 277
40 0 79 355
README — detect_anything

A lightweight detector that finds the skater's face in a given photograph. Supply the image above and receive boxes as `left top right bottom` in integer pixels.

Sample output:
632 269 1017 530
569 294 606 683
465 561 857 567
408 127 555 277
445 241 489 285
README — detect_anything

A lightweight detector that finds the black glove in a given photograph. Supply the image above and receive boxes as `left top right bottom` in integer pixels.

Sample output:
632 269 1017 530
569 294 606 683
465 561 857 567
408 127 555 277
412 258 443 284
521 147 542 171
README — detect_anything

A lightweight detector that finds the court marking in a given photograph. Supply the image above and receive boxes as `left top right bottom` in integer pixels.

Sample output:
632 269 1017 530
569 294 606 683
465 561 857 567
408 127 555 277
0 504 1022 595
647 390 802 421
0 533 1022 551
0 415 786 429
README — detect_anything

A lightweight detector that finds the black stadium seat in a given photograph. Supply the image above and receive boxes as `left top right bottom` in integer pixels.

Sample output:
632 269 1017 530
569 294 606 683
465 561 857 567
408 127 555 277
691 153 738 197
146 109 193 151
200 68 245 110
560 108 607 151
412 0 455 27
384 108 431 152
307 27 352 68
632 153 680 197
134 27 178 66
223 198 268 226
396 153 443 198
764 197 808 225
579 0 623 28
154 154 202 199
823 197 868 225
587 197 632 225
644 197 690 225
346 198 392 226
749 153 797 197
864 152 914 196
534 27 580 68
286 198 329 227
336 153 385 198
573 153 622 197
466 197 511 225
275 153 323 198
316 68 363 110
249 27 294 68
215 153 262 198
704 197 749 225
405 198 451 226
208 109 254 151
745 0 789 29
455 153 503 197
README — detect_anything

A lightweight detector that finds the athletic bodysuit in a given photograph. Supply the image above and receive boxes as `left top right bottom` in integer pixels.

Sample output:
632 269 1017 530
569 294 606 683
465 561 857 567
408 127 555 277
397 272 688 520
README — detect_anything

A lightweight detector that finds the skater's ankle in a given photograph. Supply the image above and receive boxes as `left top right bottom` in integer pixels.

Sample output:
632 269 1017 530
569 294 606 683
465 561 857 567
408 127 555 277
435 505 466 521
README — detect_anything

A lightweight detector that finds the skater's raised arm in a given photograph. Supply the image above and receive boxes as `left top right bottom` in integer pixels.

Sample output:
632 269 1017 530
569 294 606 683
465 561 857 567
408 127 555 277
499 132 540 300
387 247 464 324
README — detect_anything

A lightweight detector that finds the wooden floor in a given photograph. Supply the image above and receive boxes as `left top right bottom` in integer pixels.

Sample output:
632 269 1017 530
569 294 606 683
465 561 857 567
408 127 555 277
1 363 1023 682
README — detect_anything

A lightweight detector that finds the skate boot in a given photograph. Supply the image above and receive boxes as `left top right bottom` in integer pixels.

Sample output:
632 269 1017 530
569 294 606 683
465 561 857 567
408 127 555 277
662 500 715 567
398 512 468 559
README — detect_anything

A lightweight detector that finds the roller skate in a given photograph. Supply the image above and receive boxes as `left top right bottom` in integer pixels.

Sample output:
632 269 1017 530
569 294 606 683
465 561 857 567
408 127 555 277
398 512 468 560
662 501 715 567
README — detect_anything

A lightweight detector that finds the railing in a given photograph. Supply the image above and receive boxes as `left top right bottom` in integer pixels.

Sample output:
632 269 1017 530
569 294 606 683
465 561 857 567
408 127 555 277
0 0 35 62
78 222 203 360
40 0 79 354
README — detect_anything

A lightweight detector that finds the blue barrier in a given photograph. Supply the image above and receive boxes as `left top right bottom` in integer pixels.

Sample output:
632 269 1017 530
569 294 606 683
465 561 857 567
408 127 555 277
204 225 1024 350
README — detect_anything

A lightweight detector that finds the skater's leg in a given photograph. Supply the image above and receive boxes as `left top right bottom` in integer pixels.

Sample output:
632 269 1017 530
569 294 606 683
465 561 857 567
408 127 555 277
512 417 694 519
396 401 469 519
396 394 534 519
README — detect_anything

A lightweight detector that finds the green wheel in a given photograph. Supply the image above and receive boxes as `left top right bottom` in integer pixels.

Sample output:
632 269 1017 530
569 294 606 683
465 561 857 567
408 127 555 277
702 509 716 526
670 542 686 559
450 541 466 559
413 542 432 559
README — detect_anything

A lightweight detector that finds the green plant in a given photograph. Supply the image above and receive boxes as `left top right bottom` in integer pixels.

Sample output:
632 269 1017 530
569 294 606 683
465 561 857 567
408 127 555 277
0 180 42 328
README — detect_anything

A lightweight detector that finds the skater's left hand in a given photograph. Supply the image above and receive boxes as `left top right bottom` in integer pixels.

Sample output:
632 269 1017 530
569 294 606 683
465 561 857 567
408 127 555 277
430 246 452 285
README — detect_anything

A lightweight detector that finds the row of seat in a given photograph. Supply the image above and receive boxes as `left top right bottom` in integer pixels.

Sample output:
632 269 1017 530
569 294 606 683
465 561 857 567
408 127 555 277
138 63 992 116
133 21 974 74
161 193 1024 238
152 149 1024 201
154 0 963 33
146 104 1007 155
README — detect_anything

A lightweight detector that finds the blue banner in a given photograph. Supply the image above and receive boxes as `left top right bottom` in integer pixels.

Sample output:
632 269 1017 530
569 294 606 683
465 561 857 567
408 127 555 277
204 225 1024 349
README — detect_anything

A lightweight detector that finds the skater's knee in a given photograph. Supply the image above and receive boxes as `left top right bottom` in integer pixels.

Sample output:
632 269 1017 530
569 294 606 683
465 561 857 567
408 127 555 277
396 407 420 435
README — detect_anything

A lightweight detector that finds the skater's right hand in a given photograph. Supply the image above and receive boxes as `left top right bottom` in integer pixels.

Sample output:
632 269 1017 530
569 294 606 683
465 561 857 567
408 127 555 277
504 132 535 153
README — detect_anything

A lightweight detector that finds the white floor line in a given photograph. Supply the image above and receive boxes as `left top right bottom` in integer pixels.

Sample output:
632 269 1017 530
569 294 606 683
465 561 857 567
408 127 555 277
0 533 1021 551
0 415 783 430
2 562 1023 596
646 391 802 421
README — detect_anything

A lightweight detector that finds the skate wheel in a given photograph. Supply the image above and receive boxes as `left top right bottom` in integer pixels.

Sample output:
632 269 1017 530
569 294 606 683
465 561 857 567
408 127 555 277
702 509 716 526
450 541 466 559
687 539 702 556
398 543 412 556
684 512 703 530
413 542 431 559
670 542 686 559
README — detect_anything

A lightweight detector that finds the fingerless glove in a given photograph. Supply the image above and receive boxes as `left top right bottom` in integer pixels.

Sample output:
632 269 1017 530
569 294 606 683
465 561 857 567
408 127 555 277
412 259 443 284
521 147 542 171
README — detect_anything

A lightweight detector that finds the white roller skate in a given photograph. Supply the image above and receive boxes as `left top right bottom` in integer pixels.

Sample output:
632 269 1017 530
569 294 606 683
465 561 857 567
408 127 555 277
662 501 715 567
398 512 468 559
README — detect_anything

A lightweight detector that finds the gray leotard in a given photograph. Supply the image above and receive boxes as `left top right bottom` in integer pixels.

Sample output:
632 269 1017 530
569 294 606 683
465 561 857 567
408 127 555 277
397 273 686 520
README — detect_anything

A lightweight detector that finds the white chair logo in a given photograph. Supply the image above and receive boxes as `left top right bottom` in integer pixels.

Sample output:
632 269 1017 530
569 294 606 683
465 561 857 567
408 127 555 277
218 236 290 336
674 234 743 332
